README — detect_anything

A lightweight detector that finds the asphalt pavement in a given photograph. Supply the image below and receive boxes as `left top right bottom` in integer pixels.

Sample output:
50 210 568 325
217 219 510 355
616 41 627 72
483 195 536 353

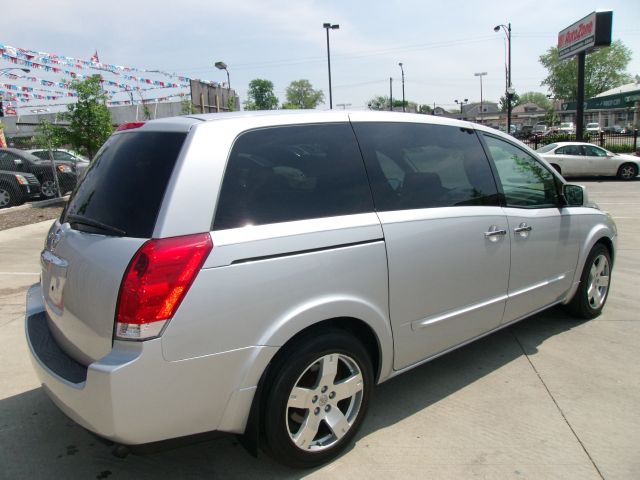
0 178 638 479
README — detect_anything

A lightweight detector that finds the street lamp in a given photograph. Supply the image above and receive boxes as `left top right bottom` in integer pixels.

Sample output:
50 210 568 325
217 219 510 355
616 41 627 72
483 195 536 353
214 61 230 89
474 72 487 124
494 22 512 133
323 22 339 109
455 98 469 114
398 62 405 112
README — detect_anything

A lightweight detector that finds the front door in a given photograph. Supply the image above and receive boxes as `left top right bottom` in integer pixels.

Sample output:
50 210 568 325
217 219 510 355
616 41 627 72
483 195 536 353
482 135 581 322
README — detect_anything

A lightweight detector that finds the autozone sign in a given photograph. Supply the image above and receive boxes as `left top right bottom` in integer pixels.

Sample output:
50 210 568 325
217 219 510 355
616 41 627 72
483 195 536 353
558 11 612 60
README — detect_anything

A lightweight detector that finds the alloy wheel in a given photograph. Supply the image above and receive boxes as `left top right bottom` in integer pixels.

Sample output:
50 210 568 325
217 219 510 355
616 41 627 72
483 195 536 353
0 189 10 207
41 180 57 198
587 254 610 310
286 353 364 452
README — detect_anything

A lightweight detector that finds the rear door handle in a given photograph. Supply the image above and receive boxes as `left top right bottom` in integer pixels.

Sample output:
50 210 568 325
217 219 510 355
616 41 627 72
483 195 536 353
514 223 532 238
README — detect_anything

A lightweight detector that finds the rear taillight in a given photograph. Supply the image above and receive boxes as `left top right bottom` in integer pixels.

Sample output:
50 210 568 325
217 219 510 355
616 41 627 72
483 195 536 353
115 233 213 340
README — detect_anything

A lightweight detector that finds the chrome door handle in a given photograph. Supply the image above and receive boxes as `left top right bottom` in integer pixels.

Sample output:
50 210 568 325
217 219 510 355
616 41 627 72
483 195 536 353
514 223 532 238
484 226 507 242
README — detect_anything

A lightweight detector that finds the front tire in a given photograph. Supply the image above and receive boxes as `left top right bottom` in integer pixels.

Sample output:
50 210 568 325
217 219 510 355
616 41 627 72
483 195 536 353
568 244 611 319
262 330 373 468
617 163 638 180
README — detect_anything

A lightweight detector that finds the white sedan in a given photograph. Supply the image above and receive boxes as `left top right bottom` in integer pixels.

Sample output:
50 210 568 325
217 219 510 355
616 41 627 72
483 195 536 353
537 142 639 180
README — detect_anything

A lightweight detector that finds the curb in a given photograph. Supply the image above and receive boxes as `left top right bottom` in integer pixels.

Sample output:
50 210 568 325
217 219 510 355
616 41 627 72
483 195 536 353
0 195 69 215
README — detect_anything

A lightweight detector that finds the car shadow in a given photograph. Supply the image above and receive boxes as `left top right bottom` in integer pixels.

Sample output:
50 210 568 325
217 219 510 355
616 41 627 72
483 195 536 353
0 307 587 479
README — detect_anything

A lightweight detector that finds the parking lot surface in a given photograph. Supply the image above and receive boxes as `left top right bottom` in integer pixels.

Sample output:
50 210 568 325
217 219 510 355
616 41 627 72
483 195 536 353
1 178 638 479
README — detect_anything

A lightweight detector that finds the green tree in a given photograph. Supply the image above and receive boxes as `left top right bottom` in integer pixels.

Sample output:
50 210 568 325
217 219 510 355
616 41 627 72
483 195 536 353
64 75 113 158
498 92 521 112
517 91 552 110
35 119 68 149
367 95 389 110
282 79 324 109
417 104 432 114
539 40 632 101
244 79 279 110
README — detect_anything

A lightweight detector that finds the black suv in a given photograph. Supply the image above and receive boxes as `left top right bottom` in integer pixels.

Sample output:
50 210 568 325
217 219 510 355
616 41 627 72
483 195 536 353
0 164 41 208
0 148 76 198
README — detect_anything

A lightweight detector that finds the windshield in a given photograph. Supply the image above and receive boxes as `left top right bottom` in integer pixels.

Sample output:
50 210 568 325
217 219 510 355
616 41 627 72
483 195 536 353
536 143 557 153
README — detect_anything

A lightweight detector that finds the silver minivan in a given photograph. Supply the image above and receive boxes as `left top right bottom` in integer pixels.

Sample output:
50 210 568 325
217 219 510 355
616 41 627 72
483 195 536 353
26 111 616 468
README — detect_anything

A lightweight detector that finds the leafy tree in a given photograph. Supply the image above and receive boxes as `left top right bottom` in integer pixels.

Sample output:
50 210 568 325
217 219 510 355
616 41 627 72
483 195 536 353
517 91 552 110
417 104 432 114
367 95 389 110
368 95 419 111
282 80 324 109
539 40 632 100
498 92 521 112
64 75 113 158
35 120 68 149
181 99 197 115
244 79 279 110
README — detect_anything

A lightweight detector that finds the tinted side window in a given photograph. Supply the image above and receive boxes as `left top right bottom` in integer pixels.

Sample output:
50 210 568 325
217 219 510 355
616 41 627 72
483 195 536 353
62 132 186 238
352 122 499 211
213 123 373 230
483 135 560 208
557 145 582 156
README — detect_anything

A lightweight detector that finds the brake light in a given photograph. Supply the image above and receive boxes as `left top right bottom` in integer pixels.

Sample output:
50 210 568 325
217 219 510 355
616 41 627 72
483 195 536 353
14 174 28 185
115 233 213 340
116 121 146 131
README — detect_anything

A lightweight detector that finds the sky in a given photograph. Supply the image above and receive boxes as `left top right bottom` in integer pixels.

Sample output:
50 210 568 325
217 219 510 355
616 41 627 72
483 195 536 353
1 0 640 114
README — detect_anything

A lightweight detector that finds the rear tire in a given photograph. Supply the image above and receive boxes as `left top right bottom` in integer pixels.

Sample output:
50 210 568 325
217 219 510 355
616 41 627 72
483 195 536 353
0 186 17 208
617 163 638 180
567 244 611 319
262 330 373 468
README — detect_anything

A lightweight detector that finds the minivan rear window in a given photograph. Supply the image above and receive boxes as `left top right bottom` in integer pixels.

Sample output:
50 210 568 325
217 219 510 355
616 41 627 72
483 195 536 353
62 131 186 238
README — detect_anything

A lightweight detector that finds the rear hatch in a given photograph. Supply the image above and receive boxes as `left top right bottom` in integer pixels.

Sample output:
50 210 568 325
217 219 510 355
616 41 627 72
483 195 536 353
40 129 188 365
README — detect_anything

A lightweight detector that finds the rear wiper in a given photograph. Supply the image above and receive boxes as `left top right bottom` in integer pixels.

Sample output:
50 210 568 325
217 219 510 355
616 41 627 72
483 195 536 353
66 214 126 236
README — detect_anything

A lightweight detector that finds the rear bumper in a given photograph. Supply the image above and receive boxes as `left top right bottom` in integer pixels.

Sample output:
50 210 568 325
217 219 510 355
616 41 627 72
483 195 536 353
25 283 276 445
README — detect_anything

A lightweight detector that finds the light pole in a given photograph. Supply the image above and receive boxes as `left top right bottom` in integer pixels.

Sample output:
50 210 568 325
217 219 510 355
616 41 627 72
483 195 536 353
455 98 469 115
214 61 230 89
494 23 512 133
474 72 487 124
389 77 393 111
215 61 232 111
398 62 405 112
323 22 339 109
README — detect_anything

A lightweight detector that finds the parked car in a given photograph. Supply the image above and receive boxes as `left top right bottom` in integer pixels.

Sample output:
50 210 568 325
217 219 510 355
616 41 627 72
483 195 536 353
0 164 41 208
537 142 639 180
586 122 602 134
559 122 575 134
603 125 627 134
0 148 76 198
26 112 617 468
25 149 90 176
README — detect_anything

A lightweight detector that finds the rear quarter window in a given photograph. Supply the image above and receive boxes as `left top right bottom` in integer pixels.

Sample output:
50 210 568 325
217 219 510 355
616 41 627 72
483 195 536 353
213 123 374 230
62 131 186 238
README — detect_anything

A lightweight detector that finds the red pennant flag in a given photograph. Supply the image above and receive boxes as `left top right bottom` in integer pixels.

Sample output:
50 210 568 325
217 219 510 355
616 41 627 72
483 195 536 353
90 50 99 63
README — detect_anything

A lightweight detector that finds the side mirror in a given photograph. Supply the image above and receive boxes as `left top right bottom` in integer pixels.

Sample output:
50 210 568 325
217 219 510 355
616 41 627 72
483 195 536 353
562 184 587 206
